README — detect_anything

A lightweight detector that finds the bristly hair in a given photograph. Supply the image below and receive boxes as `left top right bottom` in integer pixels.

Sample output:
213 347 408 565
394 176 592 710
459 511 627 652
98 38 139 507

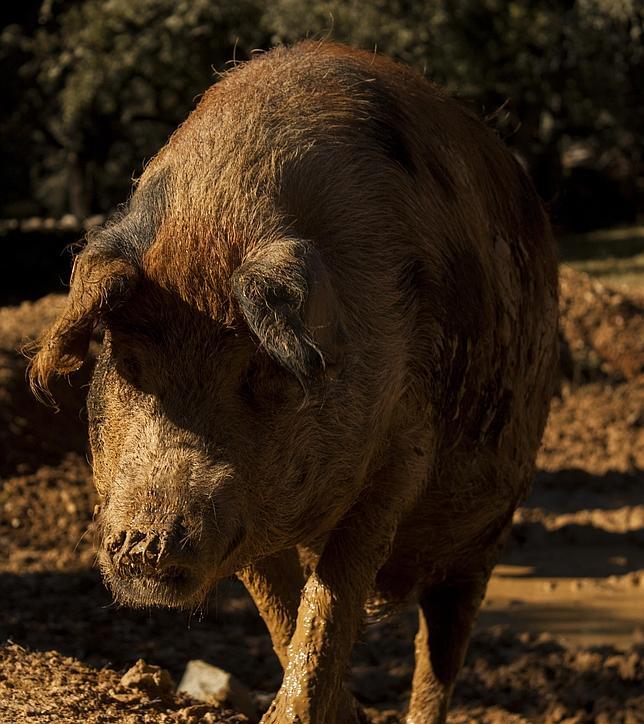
85 168 171 265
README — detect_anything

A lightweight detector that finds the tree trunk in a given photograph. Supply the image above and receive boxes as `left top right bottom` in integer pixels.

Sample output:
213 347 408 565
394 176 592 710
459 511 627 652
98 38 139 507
67 151 93 220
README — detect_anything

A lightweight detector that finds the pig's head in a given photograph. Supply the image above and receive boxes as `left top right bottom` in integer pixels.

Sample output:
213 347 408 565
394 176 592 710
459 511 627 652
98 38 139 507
28 230 346 609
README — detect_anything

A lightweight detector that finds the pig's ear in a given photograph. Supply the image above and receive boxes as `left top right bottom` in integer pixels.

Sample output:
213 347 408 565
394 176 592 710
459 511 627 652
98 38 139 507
27 251 137 401
231 239 344 384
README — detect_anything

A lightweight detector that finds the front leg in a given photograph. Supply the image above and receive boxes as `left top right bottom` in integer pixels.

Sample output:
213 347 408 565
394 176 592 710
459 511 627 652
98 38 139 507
238 548 305 669
262 461 423 724
240 548 367 722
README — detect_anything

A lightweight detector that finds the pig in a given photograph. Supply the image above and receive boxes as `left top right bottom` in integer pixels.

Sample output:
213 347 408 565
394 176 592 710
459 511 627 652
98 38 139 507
29 41 558 723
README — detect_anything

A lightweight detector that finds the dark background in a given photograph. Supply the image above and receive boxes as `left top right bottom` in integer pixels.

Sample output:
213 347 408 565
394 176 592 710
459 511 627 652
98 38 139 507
1 1 643 305
2 0 642 227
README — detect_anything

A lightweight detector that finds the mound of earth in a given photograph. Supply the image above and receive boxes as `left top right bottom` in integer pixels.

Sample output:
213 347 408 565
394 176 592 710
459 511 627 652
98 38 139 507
0 295 90 477
0 644 247 723
538 378 642 480
558 265 643 382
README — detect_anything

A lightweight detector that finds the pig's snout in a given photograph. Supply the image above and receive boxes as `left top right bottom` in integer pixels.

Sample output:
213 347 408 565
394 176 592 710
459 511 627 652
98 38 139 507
106 524 191 576
100 512 213 607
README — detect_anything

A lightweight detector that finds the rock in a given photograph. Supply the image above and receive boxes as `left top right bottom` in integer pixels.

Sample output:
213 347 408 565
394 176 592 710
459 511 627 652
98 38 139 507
178 660 256 720
120 659 175 702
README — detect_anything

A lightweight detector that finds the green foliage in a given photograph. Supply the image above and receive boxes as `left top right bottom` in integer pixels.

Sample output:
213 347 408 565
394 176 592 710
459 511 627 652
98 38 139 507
2 0 642 224
264 0 433 64
266 0 643 210
2 0 266 216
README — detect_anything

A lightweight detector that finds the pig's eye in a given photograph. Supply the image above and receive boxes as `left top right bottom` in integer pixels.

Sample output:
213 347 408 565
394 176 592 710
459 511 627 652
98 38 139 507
115 352 142 386
238 356 290 409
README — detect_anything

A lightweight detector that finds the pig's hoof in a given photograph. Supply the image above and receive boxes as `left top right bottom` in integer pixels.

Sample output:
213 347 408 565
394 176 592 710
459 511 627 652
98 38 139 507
259 688 366 723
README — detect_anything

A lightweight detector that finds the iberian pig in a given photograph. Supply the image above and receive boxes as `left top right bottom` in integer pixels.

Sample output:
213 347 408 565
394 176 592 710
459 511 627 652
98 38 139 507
29 41 559 723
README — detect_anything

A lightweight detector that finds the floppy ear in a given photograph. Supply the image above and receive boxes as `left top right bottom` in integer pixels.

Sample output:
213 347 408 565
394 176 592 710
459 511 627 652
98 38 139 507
231 239 344 384
27 251 137 399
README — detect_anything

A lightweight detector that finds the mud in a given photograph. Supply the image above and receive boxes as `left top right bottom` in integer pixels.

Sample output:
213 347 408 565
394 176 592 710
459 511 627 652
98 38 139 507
1 269 642 723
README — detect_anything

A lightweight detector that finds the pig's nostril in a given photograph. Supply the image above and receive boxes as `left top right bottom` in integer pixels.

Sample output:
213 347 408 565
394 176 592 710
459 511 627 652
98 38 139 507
107 529 172 571
145 542 159 561
129 530 146 546
107 531 127 554
106 521 196 577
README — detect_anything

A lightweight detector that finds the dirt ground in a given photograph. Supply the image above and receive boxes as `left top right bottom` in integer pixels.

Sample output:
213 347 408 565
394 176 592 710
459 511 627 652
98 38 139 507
0 267 642 723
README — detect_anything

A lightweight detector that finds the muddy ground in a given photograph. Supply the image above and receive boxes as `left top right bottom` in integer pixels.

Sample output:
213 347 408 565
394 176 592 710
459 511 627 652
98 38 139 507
0 267 642 723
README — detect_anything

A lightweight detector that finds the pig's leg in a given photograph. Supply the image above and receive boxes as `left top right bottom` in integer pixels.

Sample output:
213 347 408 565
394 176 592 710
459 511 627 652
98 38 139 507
406 574 489 724
261 473 412 724
237 549 305 668
239 549 367 722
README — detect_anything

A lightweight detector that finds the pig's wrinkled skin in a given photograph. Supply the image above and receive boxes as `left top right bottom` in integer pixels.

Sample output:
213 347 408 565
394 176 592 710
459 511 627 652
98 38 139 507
29 42 558 723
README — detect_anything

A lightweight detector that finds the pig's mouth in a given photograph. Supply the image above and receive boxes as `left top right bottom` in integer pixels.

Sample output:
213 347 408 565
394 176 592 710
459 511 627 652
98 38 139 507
99 521 247 609
102 559 205 609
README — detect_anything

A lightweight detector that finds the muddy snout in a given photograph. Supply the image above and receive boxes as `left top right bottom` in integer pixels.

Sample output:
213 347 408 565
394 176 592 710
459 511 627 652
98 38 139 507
100 513 207 607
105 522 192 578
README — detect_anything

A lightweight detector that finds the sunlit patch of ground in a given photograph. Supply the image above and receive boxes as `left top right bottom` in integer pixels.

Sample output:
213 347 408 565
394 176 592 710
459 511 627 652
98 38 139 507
560 225 644 291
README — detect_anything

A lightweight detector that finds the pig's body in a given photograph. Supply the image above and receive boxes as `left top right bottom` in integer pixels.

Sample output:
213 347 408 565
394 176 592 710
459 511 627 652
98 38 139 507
30 42 558 723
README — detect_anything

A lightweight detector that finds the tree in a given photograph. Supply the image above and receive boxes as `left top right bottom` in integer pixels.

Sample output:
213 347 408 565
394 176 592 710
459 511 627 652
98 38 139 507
2 0 642 225
2 0 266 217
266 0 643 218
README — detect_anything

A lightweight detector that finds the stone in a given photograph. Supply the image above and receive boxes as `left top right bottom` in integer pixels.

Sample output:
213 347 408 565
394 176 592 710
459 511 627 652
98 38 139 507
178 660 256 721
119 659 175 702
